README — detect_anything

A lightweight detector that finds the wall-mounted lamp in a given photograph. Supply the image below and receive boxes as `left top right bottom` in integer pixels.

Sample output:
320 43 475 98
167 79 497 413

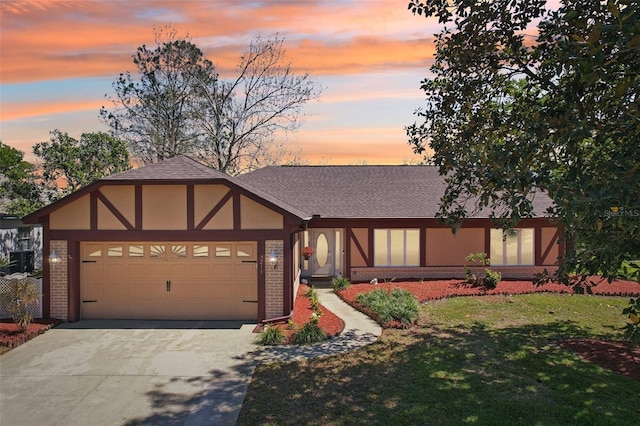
49 251 61 267
269 250 278 269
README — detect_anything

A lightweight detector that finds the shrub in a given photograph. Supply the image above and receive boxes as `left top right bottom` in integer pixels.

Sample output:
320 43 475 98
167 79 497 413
332 276 351 292
0 277 40 332
305 286 321 311
464 252 501 289
356 288 419 325
286 319 297 330
483 269 502 289
291 317 327 345
305 286 317 298
257 325 286 345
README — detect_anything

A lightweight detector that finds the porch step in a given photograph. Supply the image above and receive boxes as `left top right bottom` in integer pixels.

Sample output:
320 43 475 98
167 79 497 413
307 277 333 289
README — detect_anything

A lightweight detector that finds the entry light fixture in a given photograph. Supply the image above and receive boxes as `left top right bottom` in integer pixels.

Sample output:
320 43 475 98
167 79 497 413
49 251 61 267
269 250 278 269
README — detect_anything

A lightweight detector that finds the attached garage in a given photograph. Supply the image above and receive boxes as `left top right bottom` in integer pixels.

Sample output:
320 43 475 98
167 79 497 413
23 156 310 323
80 241 258 320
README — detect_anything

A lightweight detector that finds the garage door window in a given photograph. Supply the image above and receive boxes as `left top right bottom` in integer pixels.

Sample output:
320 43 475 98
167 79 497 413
150 244 166 258
107 246 123 257
128 245 144 257
193 245 209 257
236 244 254 257
215 245 231 257
170 245 187 258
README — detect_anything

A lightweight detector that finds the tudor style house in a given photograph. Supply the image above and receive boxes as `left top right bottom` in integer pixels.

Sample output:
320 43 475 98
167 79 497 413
23 156 562 323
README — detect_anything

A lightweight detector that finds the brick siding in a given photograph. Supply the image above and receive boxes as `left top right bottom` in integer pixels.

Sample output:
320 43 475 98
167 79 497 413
351 265 557 282
265 240 284 318
49 240 68 320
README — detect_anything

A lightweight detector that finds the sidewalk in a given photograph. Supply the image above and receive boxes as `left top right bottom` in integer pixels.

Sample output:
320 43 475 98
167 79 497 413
254 288 382 363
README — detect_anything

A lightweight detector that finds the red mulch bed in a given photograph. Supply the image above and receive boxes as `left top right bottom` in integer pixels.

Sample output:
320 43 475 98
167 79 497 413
338 278 640 381
339 278 640 306
0 318 61 351
262 284 345 343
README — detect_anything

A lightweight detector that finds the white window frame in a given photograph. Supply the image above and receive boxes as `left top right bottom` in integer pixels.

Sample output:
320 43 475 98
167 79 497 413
374 229 420 267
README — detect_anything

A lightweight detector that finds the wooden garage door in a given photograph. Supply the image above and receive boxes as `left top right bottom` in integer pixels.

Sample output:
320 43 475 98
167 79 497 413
80 242 258 320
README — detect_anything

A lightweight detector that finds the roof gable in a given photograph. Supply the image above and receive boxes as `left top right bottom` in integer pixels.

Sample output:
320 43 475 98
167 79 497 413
23 156 309 223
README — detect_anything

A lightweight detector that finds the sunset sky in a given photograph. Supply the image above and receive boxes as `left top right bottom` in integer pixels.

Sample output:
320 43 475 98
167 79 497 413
0 0 444 165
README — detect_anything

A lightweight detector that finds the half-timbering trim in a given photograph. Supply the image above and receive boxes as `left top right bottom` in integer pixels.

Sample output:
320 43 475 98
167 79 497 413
96 190 135 230
196 190 233 230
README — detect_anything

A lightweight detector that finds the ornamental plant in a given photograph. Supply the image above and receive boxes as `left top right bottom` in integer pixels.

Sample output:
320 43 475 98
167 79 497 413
291 314 327 345
0 277 40 332
302 246 314 259
257 325 286 345
332 276 351 292
464 252 501 289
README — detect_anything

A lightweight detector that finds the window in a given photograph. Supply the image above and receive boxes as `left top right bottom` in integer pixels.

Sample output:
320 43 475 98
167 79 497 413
374 229 420 266
490 228 534 265
128 245 144 257
107 246 123 257
193 245 209 258
149 244 166 258
17 227 32 250
215 245 231 257
170 245 187 258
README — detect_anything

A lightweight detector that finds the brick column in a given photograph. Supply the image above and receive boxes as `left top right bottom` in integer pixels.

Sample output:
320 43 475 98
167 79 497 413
49 240 68 321
265 240 284 318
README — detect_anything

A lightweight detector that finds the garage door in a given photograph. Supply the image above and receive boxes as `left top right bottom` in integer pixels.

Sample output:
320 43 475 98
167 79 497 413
80 241 258 320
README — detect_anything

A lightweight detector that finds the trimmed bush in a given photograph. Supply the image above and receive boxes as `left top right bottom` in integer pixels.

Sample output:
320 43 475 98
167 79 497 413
483 269 502 289
257 325 286 345
356 288 419 325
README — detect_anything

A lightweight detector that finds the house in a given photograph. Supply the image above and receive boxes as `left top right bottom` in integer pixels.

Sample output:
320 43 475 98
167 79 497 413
0 214 42 274
22 156 562 323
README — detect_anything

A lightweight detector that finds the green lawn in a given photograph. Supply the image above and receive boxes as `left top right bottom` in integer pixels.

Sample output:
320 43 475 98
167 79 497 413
238 294 639 425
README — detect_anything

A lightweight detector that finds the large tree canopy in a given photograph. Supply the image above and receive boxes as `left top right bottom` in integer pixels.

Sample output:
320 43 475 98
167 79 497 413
101 28 321 175
33 130 131 196
407 0 640 283
0 142 44 217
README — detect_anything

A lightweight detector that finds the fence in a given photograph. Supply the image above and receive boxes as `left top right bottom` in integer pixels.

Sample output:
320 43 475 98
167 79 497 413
0 275 43 319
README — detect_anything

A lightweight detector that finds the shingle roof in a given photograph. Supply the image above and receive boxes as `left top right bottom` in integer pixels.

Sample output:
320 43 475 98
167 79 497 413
105 156 309 218
237 165 555 219
104 156 228 181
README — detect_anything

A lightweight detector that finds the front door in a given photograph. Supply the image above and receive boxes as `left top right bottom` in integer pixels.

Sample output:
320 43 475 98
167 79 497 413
311 230 335 277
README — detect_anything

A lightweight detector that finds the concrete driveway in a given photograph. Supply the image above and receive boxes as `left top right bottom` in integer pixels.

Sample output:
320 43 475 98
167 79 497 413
0 320 260 426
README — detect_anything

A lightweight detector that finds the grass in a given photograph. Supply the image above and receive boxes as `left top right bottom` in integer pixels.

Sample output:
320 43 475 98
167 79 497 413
238 294 638 425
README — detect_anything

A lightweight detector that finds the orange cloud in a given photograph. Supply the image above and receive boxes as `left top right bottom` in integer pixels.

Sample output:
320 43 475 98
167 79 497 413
1 0 437 83
1 99 103 121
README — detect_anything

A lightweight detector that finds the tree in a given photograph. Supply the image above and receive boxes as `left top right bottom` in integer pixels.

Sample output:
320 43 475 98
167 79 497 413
33 130 131 195
101 28 321 175
100 28 212 165
0 142 44 216
406 0 640 285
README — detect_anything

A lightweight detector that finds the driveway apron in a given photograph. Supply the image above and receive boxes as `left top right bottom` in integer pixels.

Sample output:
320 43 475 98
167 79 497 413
0 320 258 426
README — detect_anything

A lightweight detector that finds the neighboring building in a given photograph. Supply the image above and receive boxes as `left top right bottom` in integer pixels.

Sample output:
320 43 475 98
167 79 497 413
0 214 42 274
23 156 562 322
